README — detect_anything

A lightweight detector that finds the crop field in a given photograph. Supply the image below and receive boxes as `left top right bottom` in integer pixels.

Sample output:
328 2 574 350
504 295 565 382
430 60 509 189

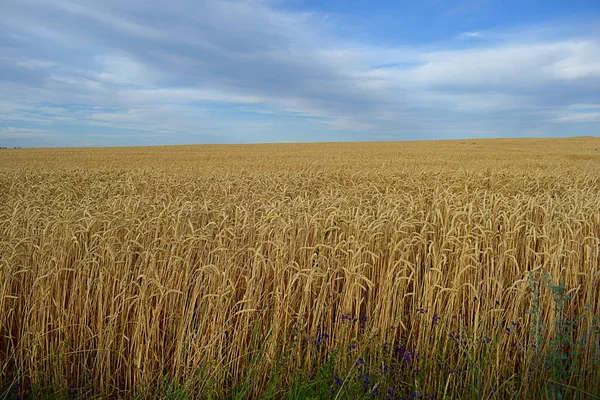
1 137 600 399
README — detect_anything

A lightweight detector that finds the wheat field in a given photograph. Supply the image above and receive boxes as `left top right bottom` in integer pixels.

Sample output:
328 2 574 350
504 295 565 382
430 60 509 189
1 138 599 399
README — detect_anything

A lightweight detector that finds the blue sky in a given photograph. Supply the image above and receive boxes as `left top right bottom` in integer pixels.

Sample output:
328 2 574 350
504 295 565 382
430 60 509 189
1 0 599 147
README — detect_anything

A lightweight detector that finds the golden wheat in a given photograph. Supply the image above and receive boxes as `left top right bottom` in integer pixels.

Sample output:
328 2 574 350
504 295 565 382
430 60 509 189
0 138 599 398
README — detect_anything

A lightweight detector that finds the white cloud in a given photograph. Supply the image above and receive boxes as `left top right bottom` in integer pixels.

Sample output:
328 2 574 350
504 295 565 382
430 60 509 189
375 40 600 88
459 31 482 39
565 104 600 110
94 54 165 86
0 127 54 139
16 59 57 69
553 112 600 123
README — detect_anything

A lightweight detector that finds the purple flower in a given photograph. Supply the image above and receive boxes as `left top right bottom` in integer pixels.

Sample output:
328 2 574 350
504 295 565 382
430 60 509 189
450 331 462 346
355 357 365 369
393 345 418 366
312 331 329 345
382 343 392 354
333 375 342 386
404 349 416 363
386 387 395 400
409 391 435 400
393 344 406 354
506 321 517 334
360 372 371 391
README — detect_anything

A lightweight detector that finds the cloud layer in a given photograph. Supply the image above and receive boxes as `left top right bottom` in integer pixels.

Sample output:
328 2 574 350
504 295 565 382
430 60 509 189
1 0 599 146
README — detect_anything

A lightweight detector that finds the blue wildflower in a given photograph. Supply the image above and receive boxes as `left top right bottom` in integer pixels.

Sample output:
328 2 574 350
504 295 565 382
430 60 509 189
355 357 365 369
333 375 342 387
381 364 389 375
